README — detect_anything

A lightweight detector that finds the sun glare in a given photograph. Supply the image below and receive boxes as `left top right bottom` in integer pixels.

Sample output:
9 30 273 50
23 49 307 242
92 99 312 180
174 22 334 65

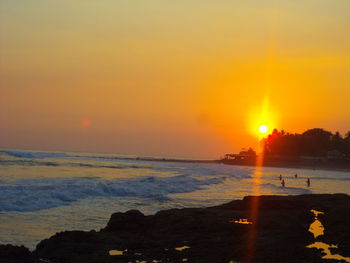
247 97 279 141
259 125 268 134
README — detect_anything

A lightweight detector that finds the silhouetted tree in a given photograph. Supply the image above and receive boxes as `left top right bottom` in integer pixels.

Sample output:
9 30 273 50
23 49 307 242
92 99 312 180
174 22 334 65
345 131 350 157
301 128 332 156
262 128 350 158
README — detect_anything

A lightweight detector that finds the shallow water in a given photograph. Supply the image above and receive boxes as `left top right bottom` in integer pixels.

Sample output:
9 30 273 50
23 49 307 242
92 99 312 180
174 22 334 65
109 249 125 256
309 210 325 238
307 210 350 262
175 246 191 251
1 149 350 249
231 219 253 225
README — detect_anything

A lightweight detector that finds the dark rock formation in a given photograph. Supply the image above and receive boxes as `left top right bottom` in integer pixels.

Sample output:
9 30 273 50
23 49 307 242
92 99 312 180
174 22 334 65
104 209 149 233
317 195 350 257
0 245 35 263
2 194 350 263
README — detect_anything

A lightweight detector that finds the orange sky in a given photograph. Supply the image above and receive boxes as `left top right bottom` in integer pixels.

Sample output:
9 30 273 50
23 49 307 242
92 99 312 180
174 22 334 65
1 1 350 158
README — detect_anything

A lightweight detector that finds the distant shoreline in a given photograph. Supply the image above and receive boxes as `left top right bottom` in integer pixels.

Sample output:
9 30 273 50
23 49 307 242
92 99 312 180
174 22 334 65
118 156 350 172
2 149 350 172
221 157 350 172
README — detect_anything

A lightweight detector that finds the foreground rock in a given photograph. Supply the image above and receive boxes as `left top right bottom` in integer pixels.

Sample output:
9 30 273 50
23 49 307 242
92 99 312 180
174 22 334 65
0 245 35 263
2 194 350 263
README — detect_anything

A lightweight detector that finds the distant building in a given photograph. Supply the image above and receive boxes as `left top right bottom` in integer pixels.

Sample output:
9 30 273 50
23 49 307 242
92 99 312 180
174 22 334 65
223 148 256 161
224 153 253 161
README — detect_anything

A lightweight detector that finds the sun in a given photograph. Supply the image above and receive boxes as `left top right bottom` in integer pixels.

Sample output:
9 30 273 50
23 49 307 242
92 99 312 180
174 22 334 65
246 97 279 139
259 124 268 134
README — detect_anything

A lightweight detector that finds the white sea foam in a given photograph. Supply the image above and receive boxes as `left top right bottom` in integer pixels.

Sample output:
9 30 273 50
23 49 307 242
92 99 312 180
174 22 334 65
1 149 350 250
0 175 223 212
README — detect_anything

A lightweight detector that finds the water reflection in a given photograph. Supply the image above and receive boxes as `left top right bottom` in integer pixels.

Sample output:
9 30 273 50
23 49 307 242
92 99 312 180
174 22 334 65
175 246 190 251
309 209 324 238
109 249 125 256
307 210 350 262
230 218 253 225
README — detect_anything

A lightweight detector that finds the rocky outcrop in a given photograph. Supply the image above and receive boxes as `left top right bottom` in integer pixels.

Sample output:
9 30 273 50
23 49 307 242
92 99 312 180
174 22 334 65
1 194 350 263
0 245 35 263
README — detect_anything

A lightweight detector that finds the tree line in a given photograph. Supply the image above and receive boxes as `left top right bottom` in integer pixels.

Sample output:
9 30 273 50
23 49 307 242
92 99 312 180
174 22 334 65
261 128 350 158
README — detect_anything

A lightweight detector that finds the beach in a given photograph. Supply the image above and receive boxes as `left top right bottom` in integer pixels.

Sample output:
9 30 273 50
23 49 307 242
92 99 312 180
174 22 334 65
1 149 350 252
2 0 350 262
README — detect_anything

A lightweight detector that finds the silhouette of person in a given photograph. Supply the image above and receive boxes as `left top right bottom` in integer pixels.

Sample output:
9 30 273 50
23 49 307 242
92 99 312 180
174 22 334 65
281 179 285 188
294 174 298 179
307 178 310 187
279 174 282 181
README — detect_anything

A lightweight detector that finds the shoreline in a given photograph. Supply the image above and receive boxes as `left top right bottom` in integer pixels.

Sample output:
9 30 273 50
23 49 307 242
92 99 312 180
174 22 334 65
1 194 350 262
2 149 350 172
229 161 350 173
115 156 350 173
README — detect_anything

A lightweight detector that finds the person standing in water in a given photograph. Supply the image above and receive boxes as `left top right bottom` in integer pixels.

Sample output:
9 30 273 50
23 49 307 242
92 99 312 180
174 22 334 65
294 173 298 179
279 174 282 181
307 178 310 187
281 179 285 188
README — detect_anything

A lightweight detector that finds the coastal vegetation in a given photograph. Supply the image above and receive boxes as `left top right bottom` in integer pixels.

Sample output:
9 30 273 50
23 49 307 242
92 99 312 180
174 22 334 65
262 128 350 158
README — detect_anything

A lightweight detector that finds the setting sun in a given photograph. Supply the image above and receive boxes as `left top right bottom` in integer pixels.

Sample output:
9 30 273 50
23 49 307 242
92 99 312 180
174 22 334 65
259 125 268 134
1 2 350 262
247 97 279 142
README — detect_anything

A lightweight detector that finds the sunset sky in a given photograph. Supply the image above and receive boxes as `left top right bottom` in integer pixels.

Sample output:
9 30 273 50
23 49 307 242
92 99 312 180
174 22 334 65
1 1 350 158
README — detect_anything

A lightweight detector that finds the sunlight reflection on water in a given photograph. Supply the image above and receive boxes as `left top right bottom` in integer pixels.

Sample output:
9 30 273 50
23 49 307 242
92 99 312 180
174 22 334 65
307 210 350 262
1 150 350 250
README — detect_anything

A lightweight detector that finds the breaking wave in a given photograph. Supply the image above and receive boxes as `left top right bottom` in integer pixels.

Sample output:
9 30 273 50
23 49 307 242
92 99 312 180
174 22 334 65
0 150 254 179
1 150 69 159
0 176 223 212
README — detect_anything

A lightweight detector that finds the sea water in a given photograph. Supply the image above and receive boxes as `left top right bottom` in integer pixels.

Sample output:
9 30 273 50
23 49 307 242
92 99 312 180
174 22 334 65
1 149 350 250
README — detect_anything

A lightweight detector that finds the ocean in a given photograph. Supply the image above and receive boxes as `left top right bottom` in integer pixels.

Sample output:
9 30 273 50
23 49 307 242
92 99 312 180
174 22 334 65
1 149 350 250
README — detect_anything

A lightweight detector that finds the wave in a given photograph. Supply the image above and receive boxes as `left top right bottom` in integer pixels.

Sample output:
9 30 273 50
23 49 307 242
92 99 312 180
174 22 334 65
261 183 312 195
150 162 253 179
0 175 223 212
1 150 69 159
0 151 253 180
306 176 350 181
0 158 151 170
